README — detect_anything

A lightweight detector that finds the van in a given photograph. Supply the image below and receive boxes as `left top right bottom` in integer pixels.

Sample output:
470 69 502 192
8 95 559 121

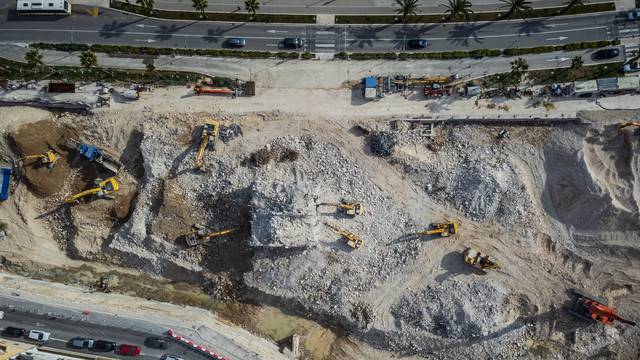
27 329 50 342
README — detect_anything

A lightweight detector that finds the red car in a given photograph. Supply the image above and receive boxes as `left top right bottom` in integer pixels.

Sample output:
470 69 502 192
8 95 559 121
118 344 141 356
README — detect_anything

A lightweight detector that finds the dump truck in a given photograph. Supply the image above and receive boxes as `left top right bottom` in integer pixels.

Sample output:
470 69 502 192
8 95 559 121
463 247 500 272
67 139 121 174
568 289 636 326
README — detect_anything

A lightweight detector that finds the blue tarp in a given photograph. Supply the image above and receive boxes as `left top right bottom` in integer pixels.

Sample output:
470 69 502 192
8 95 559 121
0 168 12 201
364 77 376 88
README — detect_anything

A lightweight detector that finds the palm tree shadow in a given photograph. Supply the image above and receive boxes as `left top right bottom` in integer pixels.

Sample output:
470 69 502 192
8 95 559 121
392 23 440 50
348 25 390 49
447 22 490 47
98 18 143 38
517 19 551 37
155 22 197 41
203 23 244 43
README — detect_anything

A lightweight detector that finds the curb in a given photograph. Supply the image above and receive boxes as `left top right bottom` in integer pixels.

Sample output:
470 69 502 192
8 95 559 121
167 329 228 360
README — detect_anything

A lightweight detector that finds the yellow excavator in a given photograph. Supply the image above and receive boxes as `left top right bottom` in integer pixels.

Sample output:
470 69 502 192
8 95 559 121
415 222 459 239
325 223 364 249
19 149 59 169
463 247 500 272
64 177 119 203
194 119 220 171
184 224 238 247
618 122 640 131
317 201 364 217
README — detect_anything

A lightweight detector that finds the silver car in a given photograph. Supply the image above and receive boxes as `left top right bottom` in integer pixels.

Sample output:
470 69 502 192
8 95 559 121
71 337 95 348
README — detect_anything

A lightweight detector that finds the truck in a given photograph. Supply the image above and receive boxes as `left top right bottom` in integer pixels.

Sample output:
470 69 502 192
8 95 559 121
0 167 12 201
67 139 121 174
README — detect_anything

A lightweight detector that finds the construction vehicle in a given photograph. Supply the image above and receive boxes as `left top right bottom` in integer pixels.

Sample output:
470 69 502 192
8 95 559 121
324 223 364 249
317 201 364 217
18 149 59 169
194 85 235 96
393 75 455 86
66 139 121 174
463 247 500 272
0 168 11 202
618 122 640 131
94 275 111 293
194 119 220 171
64 177 119 203
183 224 237 247
568 289 636 326
415 222 459 239
423 83 447 97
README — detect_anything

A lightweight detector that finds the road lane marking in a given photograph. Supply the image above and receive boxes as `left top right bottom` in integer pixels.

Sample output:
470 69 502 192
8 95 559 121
315 43 335 48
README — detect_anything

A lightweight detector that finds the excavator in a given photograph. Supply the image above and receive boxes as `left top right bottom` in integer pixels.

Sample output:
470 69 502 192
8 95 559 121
18 149 59 169
415 222 459 239
317 201 364 217
183 224 238 247
64 178 119 203
324 223 364 249
618 122 640 131
568 289 636 326
463 247 500 272
194 119 220 172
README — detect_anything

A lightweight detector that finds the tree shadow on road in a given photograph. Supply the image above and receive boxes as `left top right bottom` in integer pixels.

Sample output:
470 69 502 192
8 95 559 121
517 19 551 37
347 25 389 49
154 21 198 41
447 22 491 47
98 18 144 38
392 24 440 51
203 23 244 43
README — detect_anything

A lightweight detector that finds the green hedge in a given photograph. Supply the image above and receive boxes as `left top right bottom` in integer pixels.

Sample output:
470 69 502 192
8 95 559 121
32 43 301 60
502 40 619 56
110 0 315 23
336 2 615 24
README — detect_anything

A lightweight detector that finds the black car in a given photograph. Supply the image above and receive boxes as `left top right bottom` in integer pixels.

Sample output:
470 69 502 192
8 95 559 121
283 37 304 48
92 340 116 352
226 38 246 48
407 39 429 49
592 48 620 60
3 326 26 337
145 337 168 349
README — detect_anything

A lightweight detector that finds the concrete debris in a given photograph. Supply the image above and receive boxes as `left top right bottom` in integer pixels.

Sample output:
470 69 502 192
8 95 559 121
220 124 243 143
367 131 397 157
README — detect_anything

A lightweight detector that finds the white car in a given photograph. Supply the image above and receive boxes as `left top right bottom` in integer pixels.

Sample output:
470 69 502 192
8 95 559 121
27 330 50 342
628 9 639 20
162 355 184 360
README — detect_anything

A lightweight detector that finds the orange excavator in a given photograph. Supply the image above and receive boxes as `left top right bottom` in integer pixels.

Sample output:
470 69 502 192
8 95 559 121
568 289 635 326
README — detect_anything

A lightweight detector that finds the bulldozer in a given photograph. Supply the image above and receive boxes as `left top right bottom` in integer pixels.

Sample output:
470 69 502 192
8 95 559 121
325 223 363 249
463 247 500 272
64 178 119 203
183 224 238 247
194 119 220 172
618 122 640 132
568 289 636 326
18 149 59 169
415 222 459 239
317 201 364 217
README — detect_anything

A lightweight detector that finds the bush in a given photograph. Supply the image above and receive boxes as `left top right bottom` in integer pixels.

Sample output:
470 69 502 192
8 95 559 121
300 52 314 60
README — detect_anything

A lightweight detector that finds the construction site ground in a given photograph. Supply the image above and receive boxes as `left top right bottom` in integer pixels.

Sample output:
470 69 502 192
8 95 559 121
0 85 639 359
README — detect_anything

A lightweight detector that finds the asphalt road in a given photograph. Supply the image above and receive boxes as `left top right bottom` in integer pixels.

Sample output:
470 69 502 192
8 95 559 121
153 0 613 15
0 309 210 360
0 1 636 53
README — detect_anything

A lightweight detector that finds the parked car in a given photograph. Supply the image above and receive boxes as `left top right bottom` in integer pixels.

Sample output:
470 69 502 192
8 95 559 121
27 330 50 342
628 9 639 20
70 337 95 349
624 59 640 72
283 37 304 48
3 326 26 337
592 48 620 60
226 38 246 48
145 337 168 349
161 355 184 360
92 340 117 352
407 39 429 49
118 344 141 356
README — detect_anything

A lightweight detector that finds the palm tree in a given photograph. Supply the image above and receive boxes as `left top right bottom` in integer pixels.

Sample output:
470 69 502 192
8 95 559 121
442 0 474 22
79 50 98 69
395 0 419 20
571 55 584 69
500 0 532 18
564 0 586 12
25 49 44 71
136 0 154 13
245 0 260 18
192 0 208 17
511 57 529 73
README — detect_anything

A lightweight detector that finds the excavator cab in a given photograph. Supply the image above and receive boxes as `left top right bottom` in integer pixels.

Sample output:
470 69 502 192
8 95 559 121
65 177 119 203
569 289 636 326
415 222 458 238
194 119 220 171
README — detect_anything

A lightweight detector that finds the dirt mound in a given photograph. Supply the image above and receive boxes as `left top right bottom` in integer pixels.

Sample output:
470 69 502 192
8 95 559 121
10 120 79 197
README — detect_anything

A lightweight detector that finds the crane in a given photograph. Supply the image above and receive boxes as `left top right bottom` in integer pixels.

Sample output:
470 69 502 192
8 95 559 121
317 201 364 217
568 289 636 326
19 149 59 169
463 248 500 272
64 178 119 203
324 223 363 249
415 222 459 239
618 122 640 131
183 224 238 247
194 119 220 172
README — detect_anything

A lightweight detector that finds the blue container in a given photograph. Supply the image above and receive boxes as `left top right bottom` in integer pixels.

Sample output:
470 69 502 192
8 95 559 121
0 168 12 201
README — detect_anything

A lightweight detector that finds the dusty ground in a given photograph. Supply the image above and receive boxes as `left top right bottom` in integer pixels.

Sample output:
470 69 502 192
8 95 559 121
0 86 639 360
